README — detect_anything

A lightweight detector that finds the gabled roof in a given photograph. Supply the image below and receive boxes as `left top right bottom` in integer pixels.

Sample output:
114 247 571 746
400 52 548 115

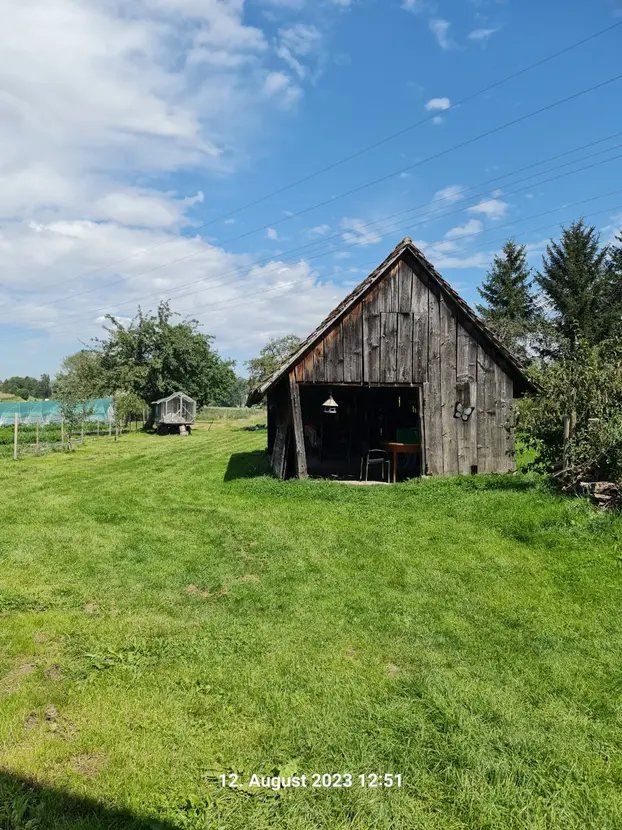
152 391 195 405
248 237 536 403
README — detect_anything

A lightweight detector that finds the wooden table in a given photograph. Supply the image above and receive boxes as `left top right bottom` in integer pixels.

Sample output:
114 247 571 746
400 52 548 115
382 442 422 483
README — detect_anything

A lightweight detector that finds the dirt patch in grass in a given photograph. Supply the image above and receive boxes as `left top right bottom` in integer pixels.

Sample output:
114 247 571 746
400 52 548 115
24 704 78 739
344 647 358 661
24 711 39 731
185 584 229 599
385 662 400 678
44 664 63 682
0 660 36 694
83 602 100 615
70 753 106 778
238 574 260 584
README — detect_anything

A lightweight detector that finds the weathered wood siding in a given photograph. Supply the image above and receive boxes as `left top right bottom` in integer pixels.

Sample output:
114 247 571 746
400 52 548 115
293 258 515 475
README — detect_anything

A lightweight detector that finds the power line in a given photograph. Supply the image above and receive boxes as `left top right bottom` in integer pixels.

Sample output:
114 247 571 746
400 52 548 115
200 20 622 225
35 130 622 311
171 199 622 320
43 143 622 320
216 73 622 246
45 184 622 335
29 28 622 297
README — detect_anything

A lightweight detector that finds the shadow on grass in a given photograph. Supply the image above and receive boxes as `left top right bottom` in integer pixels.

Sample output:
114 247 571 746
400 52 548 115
224 449 271 481
0 770 176 829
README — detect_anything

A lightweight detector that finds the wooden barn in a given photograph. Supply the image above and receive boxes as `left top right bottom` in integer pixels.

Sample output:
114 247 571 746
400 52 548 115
248 237 535 481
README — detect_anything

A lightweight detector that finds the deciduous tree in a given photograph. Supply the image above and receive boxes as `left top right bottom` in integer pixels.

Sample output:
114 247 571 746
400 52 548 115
246 334 302 388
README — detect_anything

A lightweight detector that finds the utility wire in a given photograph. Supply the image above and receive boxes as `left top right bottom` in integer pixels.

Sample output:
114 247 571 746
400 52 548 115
46 184 622 334
202 21 622 226
172 199 622 320
36 130 622 310
25 28 622 296
43 144 622 320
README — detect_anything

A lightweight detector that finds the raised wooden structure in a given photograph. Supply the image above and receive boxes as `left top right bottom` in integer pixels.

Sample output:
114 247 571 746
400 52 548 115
248 238 535 480
152 392 196 432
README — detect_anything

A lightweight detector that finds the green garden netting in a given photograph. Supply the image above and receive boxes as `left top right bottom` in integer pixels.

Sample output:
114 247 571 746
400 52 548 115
0 397 114 426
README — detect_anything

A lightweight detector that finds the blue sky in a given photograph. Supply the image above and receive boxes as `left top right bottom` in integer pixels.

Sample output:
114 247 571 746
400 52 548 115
0 0 621 378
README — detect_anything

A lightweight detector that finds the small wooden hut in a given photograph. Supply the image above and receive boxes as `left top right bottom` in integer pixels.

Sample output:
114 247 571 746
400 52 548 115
152 392 196 433
248 238 535 481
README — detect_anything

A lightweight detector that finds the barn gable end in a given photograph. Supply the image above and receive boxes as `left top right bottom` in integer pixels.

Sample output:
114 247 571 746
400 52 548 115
250 238 534 479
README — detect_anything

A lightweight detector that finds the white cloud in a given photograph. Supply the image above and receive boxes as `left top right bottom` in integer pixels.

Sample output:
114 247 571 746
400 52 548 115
444 219 484 239
414 237 489 269
434 185 466 205
468 27 499 42
0 0 306 215
262 0 351 7
402 0 427 12
309 224 331 236
0 218 342 373
262 71 302 106
467 198 509 219
92 189 204 229
425 97 451 112
0 0 348 373
276 23 323 80
429 19 453 50
266 227 279 240
340 217 382 247
279 24 322 56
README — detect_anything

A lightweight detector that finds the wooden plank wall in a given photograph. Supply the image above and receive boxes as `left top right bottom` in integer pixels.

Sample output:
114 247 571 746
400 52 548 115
292 259 515 474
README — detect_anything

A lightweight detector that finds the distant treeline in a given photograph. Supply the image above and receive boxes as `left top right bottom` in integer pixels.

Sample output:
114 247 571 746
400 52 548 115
1 374 52 400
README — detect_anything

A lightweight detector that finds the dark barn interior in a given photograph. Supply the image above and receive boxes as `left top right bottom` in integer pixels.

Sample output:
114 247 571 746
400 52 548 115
298 385 422 481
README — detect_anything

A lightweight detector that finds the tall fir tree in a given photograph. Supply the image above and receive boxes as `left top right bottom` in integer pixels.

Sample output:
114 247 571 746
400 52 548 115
477 239 537 361
536 219 611 353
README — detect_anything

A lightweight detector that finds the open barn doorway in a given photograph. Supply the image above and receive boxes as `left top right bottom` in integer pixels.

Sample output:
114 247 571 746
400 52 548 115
299 385 423 482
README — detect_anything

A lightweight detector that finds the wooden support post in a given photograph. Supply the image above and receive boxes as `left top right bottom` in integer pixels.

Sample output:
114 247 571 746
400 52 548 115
13 413 18 461
36 421 40 453
563 414 571 471
289 372 308 479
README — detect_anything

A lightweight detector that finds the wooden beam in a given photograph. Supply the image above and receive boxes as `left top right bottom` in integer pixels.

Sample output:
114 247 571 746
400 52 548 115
289 372 308 479
271 418 289 479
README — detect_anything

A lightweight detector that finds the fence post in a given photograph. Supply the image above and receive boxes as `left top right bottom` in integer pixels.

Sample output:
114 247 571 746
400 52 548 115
13 413 18 461
36 421 40 454
61 418 65 447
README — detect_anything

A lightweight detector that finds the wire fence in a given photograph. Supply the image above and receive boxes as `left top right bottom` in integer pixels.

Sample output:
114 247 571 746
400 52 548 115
0 417 146 460
1 401 262 460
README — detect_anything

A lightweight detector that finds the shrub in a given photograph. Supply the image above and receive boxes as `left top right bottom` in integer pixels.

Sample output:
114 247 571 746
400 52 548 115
518 340 622 489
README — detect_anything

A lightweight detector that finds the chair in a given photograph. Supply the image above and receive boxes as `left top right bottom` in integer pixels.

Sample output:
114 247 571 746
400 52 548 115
360 449 391 482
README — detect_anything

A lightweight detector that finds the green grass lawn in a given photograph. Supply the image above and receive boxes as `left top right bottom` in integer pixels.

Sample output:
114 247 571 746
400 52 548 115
1 418 621 829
